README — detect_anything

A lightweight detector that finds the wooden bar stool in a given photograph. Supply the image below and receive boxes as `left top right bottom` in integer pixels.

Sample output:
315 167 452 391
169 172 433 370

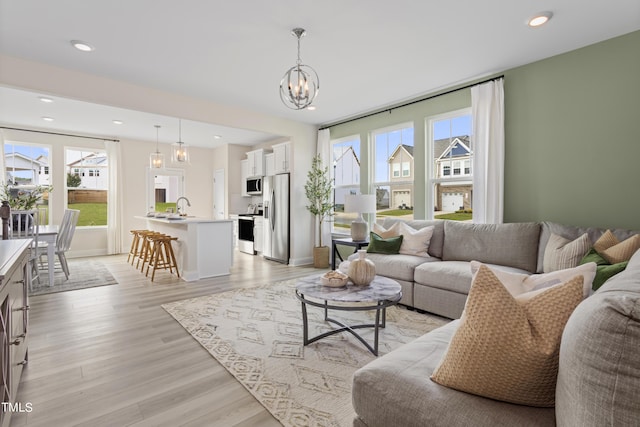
146 234 180 281
127 229 147 265
137 231 163 271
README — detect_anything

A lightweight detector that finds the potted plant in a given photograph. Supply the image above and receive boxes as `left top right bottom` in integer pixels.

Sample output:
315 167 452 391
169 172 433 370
304 154 334 268
0 183 53 229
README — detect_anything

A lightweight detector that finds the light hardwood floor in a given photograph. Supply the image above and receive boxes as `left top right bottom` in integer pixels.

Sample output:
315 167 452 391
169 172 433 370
10 250 319 427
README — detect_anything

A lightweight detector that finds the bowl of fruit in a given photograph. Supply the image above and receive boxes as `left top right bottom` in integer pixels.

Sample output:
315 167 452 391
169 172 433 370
320 270 349 288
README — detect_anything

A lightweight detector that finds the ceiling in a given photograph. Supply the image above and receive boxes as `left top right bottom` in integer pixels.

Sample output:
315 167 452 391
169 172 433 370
1 1 639 147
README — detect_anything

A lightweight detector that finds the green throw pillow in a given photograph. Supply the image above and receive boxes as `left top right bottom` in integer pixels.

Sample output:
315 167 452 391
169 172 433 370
580 248 628 290
367 232 403 254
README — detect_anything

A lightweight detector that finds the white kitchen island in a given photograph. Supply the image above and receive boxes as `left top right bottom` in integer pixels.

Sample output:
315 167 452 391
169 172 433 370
135 216 233 281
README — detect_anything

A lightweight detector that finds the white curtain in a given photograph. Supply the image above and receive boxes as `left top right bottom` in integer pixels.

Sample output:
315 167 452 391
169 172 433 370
316 128 332 248
105 140 123 254
471 79 505 224
0 130 6 185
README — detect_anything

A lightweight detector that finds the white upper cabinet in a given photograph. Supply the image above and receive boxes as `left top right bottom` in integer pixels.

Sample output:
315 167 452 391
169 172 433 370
265 152 275 177
241 159 249 197
246 149 268 177
272 142 291 174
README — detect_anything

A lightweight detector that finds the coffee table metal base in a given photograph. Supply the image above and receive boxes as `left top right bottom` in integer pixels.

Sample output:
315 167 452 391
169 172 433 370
295 290 401 356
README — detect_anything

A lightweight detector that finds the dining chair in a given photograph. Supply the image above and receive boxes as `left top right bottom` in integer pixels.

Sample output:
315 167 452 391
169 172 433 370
10 209 41 288
54 209 80 280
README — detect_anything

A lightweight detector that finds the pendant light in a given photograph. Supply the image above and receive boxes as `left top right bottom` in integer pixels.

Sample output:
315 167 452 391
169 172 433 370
279 27 319 110
171 119 190 164
150 125 164 169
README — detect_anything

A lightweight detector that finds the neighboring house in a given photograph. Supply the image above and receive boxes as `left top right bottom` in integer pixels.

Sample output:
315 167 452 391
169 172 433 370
435 136 472 211
67 152 108 189
388 144 414 209
333 145 360 208
4 152 48 185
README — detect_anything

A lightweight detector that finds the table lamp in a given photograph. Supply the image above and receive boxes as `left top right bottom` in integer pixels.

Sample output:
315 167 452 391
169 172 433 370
344 194 376 242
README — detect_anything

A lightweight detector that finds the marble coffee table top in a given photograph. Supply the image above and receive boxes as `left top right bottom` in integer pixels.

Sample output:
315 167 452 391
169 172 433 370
296 274 401 303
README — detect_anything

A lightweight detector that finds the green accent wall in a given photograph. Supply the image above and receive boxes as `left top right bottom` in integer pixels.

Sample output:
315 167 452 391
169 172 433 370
503 30 640 230
328 30 640 230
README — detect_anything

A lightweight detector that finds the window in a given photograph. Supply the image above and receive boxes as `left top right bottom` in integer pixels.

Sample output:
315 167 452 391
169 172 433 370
373 124 414 217
66 149 108 226
331 136 361 234
428 109 472 221
402 161 410 177
3 142 51 225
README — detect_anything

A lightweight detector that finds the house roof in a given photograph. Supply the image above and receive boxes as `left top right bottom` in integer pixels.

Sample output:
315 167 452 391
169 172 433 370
388 144 414 161
334 146 360 167
435 136 471 159
67 153 108 168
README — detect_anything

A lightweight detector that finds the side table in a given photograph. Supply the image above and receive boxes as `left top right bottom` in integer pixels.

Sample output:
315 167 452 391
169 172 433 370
332 237 369 269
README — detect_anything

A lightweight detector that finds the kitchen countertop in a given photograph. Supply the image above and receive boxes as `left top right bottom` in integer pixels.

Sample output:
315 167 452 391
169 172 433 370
135 215 232 224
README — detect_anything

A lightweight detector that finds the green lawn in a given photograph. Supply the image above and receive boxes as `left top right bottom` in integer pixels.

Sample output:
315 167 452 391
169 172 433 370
378 209 414 216
68 203 107 226
155 202 177 213
435 212 473 221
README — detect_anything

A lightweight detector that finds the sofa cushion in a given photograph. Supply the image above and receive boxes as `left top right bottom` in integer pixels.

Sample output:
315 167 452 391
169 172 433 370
555 249 640 427
366 232 403 254
431 265 583 407
592 229 619 253
442 221 540 272
372 222 400 238
352 321 556 427
397 222 434 257
537 222 639 273
349 252 436 283
542 233 591 272
600 234 640 264
382 218 445 259
470 260 596 299
579 248 629 291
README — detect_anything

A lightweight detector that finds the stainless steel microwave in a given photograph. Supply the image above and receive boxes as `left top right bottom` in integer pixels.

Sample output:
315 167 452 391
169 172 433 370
246 177 262 195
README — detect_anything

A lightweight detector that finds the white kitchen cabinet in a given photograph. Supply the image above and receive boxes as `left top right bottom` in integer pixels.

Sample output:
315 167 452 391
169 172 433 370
246 149 269 177
240 159 249 197
229 214 239 248
265 153 275 177
272 142 291 174
254 217 264 253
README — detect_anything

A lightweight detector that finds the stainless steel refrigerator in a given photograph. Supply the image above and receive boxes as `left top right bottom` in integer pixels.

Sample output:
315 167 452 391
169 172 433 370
262 173 290 264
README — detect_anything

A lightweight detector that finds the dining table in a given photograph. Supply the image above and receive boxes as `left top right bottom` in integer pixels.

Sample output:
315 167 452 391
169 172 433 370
37 224 59 287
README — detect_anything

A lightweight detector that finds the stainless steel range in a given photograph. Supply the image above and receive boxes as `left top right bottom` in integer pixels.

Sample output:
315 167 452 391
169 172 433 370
237 205 263 255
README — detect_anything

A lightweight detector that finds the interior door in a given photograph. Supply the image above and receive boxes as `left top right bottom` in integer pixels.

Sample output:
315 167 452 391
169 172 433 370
214 169 225 219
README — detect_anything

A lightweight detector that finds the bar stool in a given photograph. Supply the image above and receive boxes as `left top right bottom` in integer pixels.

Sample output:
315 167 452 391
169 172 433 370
145 234 180 281
127 229 147 265
137 231 163 271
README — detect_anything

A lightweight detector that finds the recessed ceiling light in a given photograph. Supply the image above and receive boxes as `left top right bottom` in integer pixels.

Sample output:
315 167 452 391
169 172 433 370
527 11 553 28
213 135 222 139
70 40 94 52
39 96 54 103
42 116 54 122
307 105 317 111
113 120 124 125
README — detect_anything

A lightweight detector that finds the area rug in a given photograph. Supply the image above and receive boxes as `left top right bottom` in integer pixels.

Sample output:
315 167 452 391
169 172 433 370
29 259 118 296
163 279 449 427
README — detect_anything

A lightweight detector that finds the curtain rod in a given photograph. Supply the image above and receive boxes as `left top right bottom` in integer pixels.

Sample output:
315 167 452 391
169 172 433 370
319 75 504 130
0 126 119 142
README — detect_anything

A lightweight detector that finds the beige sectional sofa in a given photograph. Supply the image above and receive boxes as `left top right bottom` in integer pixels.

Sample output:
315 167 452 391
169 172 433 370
350 218 638 319
350 219 640 426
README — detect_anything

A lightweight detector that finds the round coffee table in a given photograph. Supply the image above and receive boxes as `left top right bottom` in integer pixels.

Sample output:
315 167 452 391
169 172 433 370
295 274 402 356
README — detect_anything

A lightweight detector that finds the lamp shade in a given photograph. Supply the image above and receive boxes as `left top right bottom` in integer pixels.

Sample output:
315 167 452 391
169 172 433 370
344 194 376 214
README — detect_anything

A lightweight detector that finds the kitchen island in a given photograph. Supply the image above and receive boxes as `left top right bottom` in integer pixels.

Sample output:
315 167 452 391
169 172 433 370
135 216 233 281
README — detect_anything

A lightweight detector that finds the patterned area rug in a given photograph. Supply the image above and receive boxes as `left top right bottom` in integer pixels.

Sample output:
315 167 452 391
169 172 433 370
163 279 449 427
29 259 118 296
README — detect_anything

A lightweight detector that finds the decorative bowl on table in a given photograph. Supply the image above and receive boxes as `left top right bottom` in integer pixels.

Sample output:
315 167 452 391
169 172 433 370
320 270 349 288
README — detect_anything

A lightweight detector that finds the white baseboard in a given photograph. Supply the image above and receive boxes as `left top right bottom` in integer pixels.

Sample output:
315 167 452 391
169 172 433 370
289 256 313 266
67 249 109 259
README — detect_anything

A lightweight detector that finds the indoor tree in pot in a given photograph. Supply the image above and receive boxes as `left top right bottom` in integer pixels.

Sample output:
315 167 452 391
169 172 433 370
304 154 334 268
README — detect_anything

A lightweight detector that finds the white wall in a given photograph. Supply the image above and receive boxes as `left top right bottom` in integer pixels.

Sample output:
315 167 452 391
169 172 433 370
0 55 318 265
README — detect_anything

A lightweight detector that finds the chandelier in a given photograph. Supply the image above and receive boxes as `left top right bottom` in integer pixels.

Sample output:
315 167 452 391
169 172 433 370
279 28 319 110
172 119 190 164
149 125 164 169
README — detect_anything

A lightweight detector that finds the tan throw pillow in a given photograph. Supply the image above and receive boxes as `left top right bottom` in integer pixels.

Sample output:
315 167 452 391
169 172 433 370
431 265 583 407
600 234 640 264
372 222 399 239
469 260 596 299
397 223 434 257
543 233 591 272
593 230 619 253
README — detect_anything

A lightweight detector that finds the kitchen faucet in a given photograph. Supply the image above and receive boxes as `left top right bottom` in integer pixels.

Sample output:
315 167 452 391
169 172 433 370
176 196 191 215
